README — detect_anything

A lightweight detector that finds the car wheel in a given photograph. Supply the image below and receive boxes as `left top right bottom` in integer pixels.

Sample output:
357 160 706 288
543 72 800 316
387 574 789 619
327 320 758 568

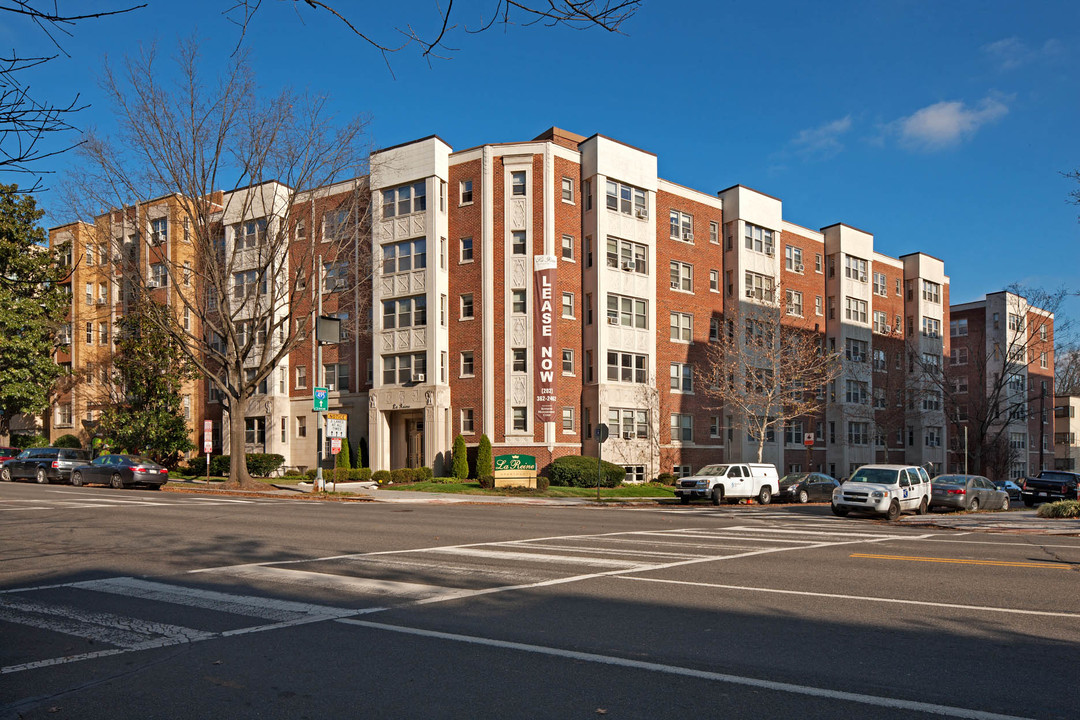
831 503 849 517
1000 496 1010 511
797 489 809 504
969 498 980 512
679 495 689 505
711 488 722 506
71 471 83 487
1 467 11 482
757 487 772 505
1023 498 1035 507
885 499 901 521
917 497 928 515
36 467 48 484
149 483 163 491
110 473 124 489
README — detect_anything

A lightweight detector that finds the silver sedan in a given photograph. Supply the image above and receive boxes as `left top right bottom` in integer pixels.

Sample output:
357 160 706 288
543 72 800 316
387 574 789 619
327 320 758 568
929 474 1010 512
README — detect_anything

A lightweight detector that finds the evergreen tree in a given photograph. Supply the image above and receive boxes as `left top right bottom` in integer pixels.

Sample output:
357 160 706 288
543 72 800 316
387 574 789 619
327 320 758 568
98 301 195 466
452 434 468 480
477 434 493 479
336 437 351 481
0 185 66 442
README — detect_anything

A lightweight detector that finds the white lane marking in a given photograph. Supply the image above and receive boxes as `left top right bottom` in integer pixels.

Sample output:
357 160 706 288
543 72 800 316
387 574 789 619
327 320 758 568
493 541 699 560
186 497 259 503
428 546 654 568
209 565 474 601
914 538 1080 550
631 531 822 545
345 556 554 585
0 596 213 648
339 619 1033 720
0 506 49 511
709 525 908 539
618 577 1080 620
72 577 335 621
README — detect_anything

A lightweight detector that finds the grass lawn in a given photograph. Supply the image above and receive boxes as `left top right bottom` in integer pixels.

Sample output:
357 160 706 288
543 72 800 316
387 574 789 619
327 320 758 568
381 481 676 499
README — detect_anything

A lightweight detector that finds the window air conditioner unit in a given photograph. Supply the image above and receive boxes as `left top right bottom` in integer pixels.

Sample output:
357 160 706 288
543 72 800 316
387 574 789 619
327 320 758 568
607 316 620 326
765 249 774 256
884 325 891 334
683 231 694 241
97 298 106 305
670 281 680 290
795 263 804 272
623 431 633 440
745 288 756 298
621 260 635 271
635 208 648 219
414 373 425 383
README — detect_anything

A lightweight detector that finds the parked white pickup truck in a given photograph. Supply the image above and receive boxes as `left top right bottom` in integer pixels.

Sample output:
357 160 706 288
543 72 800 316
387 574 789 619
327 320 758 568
674 463 779 505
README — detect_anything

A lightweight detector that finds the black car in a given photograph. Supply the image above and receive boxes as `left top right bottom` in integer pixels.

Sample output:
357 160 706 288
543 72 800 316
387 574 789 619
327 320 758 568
992 480 1023 502
1 447 93 483
777 472 839 503
70 454 169 489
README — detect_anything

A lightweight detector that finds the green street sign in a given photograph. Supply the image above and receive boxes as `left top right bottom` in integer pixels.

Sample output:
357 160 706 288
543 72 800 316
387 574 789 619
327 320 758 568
313 387 329 412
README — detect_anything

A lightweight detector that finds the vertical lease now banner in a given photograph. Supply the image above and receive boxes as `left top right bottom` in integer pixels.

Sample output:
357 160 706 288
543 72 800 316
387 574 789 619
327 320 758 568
533 255 558 423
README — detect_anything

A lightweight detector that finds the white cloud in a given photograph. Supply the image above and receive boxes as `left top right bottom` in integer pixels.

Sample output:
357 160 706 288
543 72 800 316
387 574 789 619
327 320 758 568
982 37 1065 70
789 116 852 160
890 97 1009 151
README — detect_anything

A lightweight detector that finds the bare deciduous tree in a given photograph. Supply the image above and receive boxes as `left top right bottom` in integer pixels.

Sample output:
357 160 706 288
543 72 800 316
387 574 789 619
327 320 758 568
698 288 842 462
64 40 371 487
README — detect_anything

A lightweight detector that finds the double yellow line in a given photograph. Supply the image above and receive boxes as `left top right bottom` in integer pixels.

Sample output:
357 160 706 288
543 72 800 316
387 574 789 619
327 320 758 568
850 553 1070 570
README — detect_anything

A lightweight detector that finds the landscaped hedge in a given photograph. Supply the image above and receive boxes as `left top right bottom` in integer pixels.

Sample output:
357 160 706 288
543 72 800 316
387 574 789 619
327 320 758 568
53 434 83 449
1036 500 1080 518
204 453 285 477
372 470 391 484
549 456 625 488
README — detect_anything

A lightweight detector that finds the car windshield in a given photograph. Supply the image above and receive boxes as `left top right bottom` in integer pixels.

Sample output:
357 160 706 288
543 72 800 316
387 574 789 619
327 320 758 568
695 465 729 476
933 476 967 485
780 474 807 484
848 468 899 485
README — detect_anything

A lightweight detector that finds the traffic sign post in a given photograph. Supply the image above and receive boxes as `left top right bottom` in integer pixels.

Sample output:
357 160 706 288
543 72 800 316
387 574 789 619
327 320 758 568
804 433 814 473
330 438 341 455
203 420 212 479
313 388 329 412
325 413 347 439
595 423 609 501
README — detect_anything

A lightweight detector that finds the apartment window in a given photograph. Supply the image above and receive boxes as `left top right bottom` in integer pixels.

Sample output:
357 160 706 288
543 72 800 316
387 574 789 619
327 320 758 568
605 179 647 217
508 230 527 256
786 290 803 316
744 223 774 255
561 234 574 261
671 414 693 442
844 297 867 323
950 347 968 365
606 351 648 383
98 282 108 304
785 246 803 272
460 180 473 205
669 261 692 291
744 271 775 302
709 317 721 342
845 338 868 362
873 311 888 333
562 349 574 374
460 294 474 319
847 421 869 446
511 348 527 373
922 280 941 303
150 217 168 245
710 417 721 438
845 380 868 404
85 321 93 344
512 406 528 432
607 236 648 274
1008 313 1024 332
561 177 574 202
585 293 592 325
925 427 942 448
670 210 693 241
382 353 425 386
150 263 168 288
382 180 426 218
921 317 941 338
895 278 902 296
873 272 887 296
1040 325 1048 341
236 219 266 249
243 368 268 395
947 318 968 337
923 392 942 412
511 289 527 315
460 351 474 377
562 292 574 318
461 408 475 434
609 408 649 439
1041 352 1048 369
815 296 823 316
440 236 446 270
55 402 72 427
873 348 887 371
607 294 648 329
99 322 108 345
709 269 719 292
670 363 692 393
844 255 868 282
670 312 693 342
85 244 94 266
815 253 823 273
562 407 574 432
233 269 264 299
245 417 266 445
320 262 348 292
784 421 804 445
511 171 527 197
383 295 427 329
382 237 427 274
585 349 593 382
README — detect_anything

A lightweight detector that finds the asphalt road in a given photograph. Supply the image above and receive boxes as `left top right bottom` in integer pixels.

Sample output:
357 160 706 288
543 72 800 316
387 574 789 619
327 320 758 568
2 482 1079 720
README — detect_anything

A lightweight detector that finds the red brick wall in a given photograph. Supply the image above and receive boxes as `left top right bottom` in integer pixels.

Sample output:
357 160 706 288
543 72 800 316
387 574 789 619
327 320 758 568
448 158 484 440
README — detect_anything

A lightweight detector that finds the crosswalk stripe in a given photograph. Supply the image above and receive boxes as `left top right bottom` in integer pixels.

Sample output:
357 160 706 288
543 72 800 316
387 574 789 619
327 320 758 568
210 566 472 600
0 596 213 648
494 541 699 560
428 546 650 568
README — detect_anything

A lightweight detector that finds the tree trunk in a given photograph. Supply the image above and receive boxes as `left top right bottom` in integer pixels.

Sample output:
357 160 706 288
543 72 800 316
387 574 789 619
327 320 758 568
227 404 256 489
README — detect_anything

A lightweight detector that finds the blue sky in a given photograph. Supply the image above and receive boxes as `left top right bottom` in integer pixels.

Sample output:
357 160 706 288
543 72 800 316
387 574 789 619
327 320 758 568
5 1 1079 314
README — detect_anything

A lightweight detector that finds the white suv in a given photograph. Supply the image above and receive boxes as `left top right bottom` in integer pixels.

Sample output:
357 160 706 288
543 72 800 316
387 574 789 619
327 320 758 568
831 464 932 520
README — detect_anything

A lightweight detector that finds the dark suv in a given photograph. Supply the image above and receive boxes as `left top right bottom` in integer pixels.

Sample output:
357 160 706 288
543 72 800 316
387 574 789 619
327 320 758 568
1 447 93 484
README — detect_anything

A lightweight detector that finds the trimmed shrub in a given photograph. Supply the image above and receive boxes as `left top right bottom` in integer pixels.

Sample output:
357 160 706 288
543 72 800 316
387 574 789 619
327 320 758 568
247 454 286 477
305 468 318 480
347 468 372 482
283 469 301 477
432 476 458 484
549 456 625 488
656 472 676 486
390 468 413 484
11 433 48 449
476 434 493 479
414 466 434 482
535 475 550 491
210 454 231 476
1036 500 1080 518
372 470 391 485
478 474 495 489
53 434 83 449
452 435 468 479
336 440 351 472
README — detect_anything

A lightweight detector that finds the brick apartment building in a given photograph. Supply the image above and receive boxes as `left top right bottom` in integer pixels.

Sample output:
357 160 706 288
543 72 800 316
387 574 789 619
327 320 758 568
1054 395 1080 471
46 126 1052 480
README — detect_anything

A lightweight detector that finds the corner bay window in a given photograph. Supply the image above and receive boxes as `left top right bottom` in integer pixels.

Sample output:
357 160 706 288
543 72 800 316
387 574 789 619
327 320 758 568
605 180 647 217
609 408 648 439
606 237 648 274
382 181 426 218
383 238 427 274
606 294 647 328
606 352 647 383
382 295 427 329
383 353 426 385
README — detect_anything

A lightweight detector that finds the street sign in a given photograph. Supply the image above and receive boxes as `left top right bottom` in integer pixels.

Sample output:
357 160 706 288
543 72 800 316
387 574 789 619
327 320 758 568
203 420 212 454
326 413 347 439
330 437 341 455
313 387 328 412
803 433 815 447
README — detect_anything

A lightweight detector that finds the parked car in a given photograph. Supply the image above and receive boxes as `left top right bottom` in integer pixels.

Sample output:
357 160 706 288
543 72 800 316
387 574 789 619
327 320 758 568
1 447 93 483
930 474 1010 512
70 454 169 489
831 464 932 520
1020 470 1080 506
992 479 1023 502
0 446 19 469
777 472 839 503
675 463 779 505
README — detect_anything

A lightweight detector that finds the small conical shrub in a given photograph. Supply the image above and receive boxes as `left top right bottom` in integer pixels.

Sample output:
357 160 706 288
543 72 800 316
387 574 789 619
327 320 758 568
452 434 468 479
476 434 493 479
